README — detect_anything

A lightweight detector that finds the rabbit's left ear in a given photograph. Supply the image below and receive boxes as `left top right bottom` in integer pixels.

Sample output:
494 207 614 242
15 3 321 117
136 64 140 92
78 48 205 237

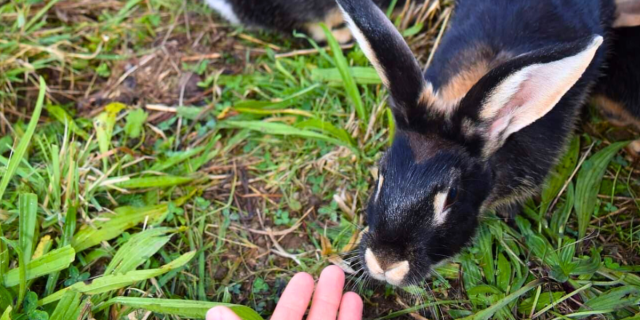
337 0 429 128
460 36 603 158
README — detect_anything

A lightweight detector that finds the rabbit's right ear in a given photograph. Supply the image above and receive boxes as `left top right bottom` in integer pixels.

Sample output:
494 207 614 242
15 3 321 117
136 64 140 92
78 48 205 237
336 0 429 128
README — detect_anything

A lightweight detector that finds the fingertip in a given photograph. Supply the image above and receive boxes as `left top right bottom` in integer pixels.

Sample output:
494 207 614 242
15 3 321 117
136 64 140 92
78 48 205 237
289 272 314 287
206 306 240 320
338 292 364 320
342 292 363 308
320 265 346 283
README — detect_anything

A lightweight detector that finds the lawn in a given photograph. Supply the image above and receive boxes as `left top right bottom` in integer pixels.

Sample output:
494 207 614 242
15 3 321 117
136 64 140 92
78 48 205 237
0 0 639 319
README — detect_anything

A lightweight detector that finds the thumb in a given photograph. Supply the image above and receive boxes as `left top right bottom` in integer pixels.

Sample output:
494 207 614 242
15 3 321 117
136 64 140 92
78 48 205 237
206 306 242 320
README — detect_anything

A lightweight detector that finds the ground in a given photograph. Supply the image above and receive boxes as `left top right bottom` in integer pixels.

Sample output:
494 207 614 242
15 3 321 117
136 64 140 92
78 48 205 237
0 0 639 320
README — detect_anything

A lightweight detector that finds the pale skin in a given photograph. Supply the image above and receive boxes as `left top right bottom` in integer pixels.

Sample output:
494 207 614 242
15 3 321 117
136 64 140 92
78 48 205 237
206 266 363 320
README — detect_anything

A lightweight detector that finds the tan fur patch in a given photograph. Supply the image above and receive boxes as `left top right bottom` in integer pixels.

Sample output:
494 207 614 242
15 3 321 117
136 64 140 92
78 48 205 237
325 8 346 28
304 9 352 44
594 95 640 128
628 139 640 155
421 46 512 115
615 0 640 27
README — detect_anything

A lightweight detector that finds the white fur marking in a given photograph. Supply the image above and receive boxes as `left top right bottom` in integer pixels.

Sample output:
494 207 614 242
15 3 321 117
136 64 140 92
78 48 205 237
365 248 410 286
375 174 384 202
205 0 240 24
433 191 449 226
337 4 389 87
365 248 385 281
385 261 410 286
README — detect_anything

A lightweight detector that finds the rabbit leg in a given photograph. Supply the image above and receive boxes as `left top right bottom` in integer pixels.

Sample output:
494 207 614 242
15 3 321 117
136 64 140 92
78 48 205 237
593 95 640 155
304 9 353 44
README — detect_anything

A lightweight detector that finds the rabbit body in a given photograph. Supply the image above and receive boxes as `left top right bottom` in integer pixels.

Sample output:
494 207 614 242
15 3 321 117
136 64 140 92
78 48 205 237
335 0 615 287
205 0 407 43
593 26 640 154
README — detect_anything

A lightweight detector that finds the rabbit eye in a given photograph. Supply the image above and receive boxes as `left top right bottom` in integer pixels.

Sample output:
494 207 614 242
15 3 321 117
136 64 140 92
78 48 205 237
444 187 458 210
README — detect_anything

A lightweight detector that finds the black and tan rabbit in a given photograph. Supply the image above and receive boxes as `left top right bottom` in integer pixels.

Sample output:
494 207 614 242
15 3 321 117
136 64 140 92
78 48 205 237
204 0 419 43
336 0 619 287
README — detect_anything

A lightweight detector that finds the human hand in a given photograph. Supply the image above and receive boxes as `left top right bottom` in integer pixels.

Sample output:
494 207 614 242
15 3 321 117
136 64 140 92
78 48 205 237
206 266 363 320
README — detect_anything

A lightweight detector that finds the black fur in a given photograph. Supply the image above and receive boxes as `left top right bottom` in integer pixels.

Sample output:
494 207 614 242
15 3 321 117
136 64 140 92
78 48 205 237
594 26 640 122
337 0 616 286
206 0 416 38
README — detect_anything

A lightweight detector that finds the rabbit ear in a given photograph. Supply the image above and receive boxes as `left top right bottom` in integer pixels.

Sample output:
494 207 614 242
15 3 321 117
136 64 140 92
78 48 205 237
337 0 429 126
614 0 640 27
461 35 603 158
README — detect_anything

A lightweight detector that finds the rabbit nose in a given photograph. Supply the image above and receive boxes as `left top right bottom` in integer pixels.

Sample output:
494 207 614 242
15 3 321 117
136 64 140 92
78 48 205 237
364 248 410 286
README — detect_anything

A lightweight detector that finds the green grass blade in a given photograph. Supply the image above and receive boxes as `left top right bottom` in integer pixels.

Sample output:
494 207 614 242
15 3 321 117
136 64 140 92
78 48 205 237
221 120 354 150
104 228 173 275
3 246 75 287
50 291 83 320
150 147 205 172
100 297 264 320
574 141 628 240
462 279 543 320
374 300 461 320
0 305 11 320
0 77 46 202
582 286 639 311
19 193 38 264
0 238 25 308
311 67 382 85
295 119 355 147
540 137 580 215
0 224 6 286
45 105 90 140
71 203 170 252
14 193 38 308
551 182 574 239
45 205 77 295
94 102 126 170
109 176 194 189
40 251 196 305
321 24 367 125
24 0 61 32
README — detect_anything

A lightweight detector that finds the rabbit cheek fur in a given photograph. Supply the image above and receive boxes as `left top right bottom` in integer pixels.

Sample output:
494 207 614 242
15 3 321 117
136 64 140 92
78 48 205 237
338 0 613 286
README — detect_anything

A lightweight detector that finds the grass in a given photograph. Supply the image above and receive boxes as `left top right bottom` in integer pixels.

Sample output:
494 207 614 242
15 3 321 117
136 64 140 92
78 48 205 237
0 0 639 319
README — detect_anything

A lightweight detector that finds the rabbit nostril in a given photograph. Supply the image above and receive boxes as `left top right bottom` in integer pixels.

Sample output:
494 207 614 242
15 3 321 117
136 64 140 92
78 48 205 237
384 261 410 286
364 248 385 280
364 248 410 286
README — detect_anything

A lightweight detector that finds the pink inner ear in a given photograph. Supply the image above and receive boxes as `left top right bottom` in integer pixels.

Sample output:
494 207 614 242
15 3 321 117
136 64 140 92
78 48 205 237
480 36 602 156
487 73 532 139
488 61 574 141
